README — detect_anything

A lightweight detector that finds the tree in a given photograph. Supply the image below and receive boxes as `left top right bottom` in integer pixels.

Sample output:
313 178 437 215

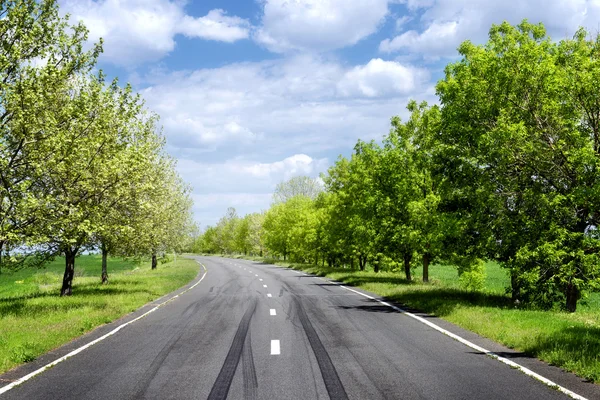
263 196 316 262
0 0 101 271
387 101 446 282
92 104 164 283
436 20 600 311
37 74 158 295
273 176 323 203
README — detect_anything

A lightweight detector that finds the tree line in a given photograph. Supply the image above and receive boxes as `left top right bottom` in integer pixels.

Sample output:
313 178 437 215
0 1 194 295
195 21 600 312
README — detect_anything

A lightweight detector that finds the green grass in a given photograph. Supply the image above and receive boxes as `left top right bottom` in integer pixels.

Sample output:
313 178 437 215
0 254 199 374
226 254 600 384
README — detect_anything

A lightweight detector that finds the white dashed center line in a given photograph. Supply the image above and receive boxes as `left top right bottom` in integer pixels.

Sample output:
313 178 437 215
271 340 280 355
267 293 272 298
263 285 267 288
270 309 276 316
255 274 258 277
259 279 263 282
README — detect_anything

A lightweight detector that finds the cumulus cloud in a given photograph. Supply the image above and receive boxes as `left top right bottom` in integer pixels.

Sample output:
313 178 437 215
380 0 600 58
254 0 391 53
139 56 432 158
179 9 249 42
337 58 429 98
60 0 250 65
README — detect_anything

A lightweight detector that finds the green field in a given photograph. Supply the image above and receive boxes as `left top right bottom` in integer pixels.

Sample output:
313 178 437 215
0 255 199 374
228 255 600 383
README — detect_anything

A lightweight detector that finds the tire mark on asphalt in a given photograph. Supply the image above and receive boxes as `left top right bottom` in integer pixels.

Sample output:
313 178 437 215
242 329 258 400
207 298 257 400
295 298 349 400
132 321 192 399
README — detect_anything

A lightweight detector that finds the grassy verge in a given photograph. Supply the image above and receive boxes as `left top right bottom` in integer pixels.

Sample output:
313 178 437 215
0 255 199 374
222 254 600 383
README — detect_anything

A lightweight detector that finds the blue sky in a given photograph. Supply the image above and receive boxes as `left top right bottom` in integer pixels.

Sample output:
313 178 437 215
59 0 600 228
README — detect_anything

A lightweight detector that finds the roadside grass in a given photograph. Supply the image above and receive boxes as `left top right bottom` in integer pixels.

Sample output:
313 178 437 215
0 255 199 375
221 254 600 383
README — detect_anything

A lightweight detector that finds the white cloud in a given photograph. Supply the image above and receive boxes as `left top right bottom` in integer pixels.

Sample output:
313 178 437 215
60 1 250 65
177 155 328 196
380 0 600 58
179 9 249 42
178 155 328 227
254 0 391 53
139 56 432 158
337 58 429 98
241 154 328 179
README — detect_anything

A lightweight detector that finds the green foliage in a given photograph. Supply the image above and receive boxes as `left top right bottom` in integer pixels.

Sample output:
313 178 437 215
436 20 600 311
0 1 194 294
459 259 486 291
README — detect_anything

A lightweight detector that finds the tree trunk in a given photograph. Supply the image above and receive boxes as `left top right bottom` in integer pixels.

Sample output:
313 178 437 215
510 269 520 303
403 253 412 281
151 251 157 270
422 252 430 282
0 240 3 274
61 248 77 296
565 282 580 313
101 244 108 284
359 255 366 271
373 256 380 273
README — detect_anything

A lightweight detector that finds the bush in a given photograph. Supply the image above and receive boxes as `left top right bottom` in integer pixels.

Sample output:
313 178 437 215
459 259 486 291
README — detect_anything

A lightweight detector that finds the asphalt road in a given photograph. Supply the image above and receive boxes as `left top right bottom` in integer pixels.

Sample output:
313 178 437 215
1 256 596 399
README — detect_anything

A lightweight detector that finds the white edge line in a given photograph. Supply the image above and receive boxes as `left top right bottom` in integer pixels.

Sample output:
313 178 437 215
270 309 276 316
0 262 209 395
336 284 587 400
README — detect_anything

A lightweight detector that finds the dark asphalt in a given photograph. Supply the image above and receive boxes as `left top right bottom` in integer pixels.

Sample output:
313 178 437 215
1 256 596 399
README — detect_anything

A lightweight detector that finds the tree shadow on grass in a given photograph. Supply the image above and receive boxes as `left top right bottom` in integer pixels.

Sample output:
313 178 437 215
0 283 157 318
523 325 600 383
385 288 512 317
332 274 411 287
329 272 511 317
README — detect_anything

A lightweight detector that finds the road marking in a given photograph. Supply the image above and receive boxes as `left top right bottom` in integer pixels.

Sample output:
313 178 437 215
271 340 281 355
267 293 272 298
259 279 263 282
270 309 276 316
335 283 587 400
263 285 267 288
255 274 258 277
0 262 209 396
249 270 252 273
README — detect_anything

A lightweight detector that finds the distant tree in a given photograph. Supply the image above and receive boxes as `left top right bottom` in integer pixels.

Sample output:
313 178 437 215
272 176 323 203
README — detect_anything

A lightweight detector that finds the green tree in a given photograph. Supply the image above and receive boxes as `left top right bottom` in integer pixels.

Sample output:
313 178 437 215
0 0 101 271
436 20 600 311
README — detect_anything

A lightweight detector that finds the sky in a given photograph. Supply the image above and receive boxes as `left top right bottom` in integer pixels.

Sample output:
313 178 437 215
58 0 600 228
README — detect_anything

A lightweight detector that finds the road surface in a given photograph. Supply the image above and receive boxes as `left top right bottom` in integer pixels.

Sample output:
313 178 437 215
1 256 597 399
